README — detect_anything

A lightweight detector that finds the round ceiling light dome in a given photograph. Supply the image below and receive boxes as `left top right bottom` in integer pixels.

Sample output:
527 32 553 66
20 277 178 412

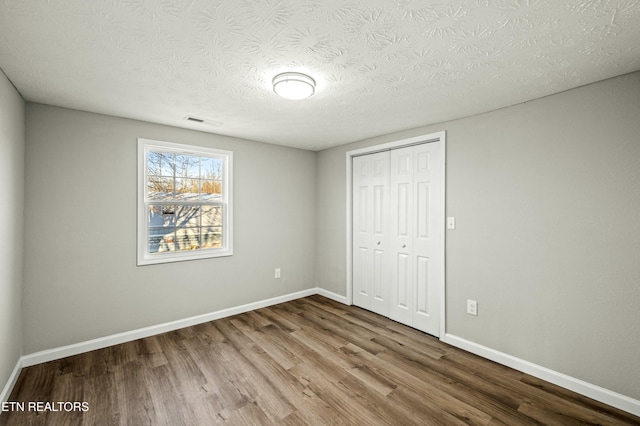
272 72 316 100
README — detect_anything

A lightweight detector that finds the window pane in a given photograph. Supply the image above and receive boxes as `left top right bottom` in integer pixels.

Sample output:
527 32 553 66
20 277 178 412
176 154 200 178
201 180 222 200
201 206 222 227
149 233 176 253
148 234 163 253
147 177 174 200
174 205 201 228
147 205 223 253
201 157 222 180
148 205 175 253
159 152 175 176
202 226 222 248
147 152 162 176
174 178 199 200
148 204 176 227
175 228 201 251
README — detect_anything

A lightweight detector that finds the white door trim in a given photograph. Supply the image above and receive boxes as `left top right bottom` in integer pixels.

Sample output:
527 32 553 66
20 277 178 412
346 131 446 338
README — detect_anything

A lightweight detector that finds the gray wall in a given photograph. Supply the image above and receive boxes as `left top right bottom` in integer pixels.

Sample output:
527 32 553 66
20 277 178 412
24 104 316 353
0 70 25 394
316 72 640 400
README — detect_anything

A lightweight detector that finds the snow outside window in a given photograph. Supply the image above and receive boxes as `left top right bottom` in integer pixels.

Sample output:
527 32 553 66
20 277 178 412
137 138 233 265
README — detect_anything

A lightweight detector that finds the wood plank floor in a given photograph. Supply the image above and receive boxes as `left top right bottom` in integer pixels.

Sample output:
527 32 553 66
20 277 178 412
2 295 639 425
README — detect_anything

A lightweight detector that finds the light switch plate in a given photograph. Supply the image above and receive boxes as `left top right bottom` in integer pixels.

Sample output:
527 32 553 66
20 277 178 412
447 217 456 230
467 299 477 316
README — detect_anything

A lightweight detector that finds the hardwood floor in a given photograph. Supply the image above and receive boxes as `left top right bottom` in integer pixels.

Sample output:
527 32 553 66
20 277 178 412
2 295 639 425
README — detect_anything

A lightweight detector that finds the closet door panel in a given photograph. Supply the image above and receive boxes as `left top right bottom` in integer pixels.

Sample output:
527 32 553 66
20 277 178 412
412 142 442 336
389 146 414 325
352 152 390 317
352 156 371 308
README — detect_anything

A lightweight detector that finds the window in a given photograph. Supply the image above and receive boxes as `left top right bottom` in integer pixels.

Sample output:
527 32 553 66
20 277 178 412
137 138 233 265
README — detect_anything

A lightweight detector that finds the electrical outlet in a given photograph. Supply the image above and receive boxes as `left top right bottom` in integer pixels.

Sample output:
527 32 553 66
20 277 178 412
275 268 281 279
466 299 478 316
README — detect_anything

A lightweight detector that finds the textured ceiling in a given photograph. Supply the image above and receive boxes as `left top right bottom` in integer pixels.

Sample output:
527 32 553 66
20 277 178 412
1 0 639 151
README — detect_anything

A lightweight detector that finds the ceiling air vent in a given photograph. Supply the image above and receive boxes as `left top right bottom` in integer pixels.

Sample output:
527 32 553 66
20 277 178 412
184 116 222 126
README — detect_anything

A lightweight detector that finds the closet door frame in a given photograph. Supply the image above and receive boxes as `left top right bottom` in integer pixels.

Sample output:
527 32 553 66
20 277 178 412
346 131 446 338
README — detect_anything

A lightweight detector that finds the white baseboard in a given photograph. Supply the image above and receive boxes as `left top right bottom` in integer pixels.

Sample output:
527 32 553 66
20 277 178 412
21 288 317 368
316 287 348 305
1 358 23 404
441 333 640 417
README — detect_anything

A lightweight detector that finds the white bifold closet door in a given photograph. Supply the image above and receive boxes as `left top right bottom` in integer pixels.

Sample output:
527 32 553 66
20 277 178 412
352 142 442 336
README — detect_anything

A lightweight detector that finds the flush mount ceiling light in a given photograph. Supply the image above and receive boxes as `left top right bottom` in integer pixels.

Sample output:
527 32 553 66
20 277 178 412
272 72 316 100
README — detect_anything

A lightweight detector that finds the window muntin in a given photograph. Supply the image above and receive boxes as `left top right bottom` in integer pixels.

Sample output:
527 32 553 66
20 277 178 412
138 139 232 265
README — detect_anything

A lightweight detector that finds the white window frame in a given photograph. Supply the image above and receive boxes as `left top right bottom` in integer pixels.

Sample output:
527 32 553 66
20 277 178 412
137 138 233 265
